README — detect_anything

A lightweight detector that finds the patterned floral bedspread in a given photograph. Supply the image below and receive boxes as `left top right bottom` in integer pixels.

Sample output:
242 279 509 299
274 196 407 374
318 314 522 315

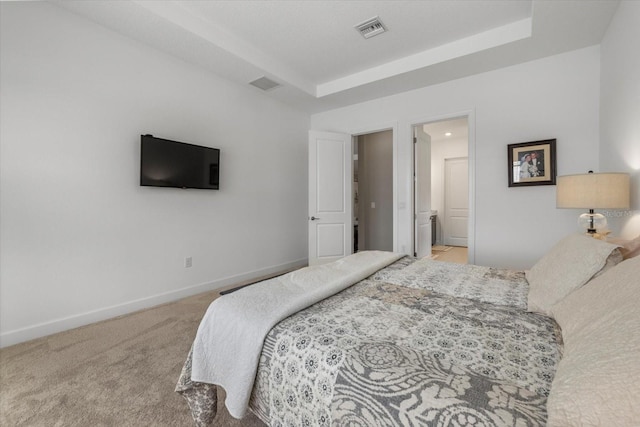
177 256 561 426
381 257 529 309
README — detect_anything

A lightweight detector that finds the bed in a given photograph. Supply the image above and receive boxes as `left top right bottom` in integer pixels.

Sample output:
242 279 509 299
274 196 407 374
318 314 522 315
176 234 640 426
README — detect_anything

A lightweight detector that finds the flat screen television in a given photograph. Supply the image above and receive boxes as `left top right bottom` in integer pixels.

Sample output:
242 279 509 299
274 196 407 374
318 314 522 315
140 135 220 190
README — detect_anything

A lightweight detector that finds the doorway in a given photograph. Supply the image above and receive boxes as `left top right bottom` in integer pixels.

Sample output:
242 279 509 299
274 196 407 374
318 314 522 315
353 130 393 252
420 117 469 261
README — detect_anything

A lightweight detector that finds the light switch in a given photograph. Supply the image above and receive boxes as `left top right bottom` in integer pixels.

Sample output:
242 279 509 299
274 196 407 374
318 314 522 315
371 202 375 208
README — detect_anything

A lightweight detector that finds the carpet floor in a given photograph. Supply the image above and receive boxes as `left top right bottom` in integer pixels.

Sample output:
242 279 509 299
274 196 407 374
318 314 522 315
0 289 266 426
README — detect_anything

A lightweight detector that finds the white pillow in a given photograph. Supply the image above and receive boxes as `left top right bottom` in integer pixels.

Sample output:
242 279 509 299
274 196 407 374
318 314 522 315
546 256 640 426
526 233 621 315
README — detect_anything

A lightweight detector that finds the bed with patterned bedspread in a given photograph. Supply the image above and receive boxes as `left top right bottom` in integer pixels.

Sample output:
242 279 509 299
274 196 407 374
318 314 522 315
176 253 562 427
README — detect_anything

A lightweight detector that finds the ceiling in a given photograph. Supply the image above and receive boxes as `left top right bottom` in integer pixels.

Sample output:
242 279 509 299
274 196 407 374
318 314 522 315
54 0 620 113
424 118 468 144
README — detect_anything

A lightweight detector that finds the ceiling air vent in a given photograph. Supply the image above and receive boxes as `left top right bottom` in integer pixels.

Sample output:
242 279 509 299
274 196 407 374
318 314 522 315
355 16 387 39
249 76 281 91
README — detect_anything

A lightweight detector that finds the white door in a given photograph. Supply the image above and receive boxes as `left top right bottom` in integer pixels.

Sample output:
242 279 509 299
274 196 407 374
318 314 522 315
414 127 432 258
308 131 352 265
444 157 469 247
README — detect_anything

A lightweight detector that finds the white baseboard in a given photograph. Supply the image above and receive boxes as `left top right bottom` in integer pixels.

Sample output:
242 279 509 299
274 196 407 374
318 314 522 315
0 258 308 348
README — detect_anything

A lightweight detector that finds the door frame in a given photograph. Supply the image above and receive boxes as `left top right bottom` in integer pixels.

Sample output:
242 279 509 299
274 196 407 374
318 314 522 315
409 110 475 264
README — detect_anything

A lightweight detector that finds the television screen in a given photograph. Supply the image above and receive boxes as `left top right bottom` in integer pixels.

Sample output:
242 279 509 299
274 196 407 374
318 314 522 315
140 135 220 190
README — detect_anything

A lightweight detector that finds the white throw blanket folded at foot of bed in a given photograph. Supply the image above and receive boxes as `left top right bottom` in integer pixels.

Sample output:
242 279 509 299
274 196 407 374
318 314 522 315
190 250 404 419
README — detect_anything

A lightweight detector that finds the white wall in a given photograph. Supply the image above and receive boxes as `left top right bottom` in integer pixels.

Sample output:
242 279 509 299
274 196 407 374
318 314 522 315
599 0 640 238
430 137 468 245
0 2 309 347
311 46 602 269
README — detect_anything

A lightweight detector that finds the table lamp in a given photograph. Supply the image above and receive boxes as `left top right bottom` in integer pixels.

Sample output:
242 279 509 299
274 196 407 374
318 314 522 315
556 171 630 235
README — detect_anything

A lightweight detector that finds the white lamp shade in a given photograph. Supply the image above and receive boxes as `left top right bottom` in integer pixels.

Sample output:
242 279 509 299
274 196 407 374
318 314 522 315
556 173 630 209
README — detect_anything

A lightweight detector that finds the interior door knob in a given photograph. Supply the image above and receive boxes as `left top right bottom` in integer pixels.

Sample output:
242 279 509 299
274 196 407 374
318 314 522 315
310 216 320 220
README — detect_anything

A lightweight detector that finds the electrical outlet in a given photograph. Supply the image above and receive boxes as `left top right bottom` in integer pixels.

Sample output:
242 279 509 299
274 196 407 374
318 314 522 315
185 257 192 268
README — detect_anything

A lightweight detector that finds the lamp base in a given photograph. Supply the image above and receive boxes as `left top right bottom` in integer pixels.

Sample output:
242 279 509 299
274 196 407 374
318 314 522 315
578 211 607 235
585 229 611 241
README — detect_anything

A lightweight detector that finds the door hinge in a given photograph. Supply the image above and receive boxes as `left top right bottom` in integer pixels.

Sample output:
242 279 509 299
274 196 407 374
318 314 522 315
413 137 417 144
414 252 417 257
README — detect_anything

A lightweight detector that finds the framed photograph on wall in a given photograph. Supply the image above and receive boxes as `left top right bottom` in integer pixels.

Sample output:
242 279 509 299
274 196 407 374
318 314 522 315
508 139 556 187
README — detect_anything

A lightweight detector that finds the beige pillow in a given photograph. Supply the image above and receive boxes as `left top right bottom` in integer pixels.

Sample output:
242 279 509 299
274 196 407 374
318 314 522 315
526 233 621 315
546 256 640 426
609 234 640 259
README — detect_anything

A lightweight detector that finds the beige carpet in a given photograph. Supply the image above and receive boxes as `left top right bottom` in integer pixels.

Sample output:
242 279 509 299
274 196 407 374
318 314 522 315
0 288 266 426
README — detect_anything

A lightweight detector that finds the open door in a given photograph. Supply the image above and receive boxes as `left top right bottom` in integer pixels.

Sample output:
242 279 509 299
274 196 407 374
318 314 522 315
414 126 432 258
308 131 352 265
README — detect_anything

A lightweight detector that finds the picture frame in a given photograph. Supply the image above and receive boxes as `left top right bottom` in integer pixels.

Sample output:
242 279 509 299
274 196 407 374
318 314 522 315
508 139 556 187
